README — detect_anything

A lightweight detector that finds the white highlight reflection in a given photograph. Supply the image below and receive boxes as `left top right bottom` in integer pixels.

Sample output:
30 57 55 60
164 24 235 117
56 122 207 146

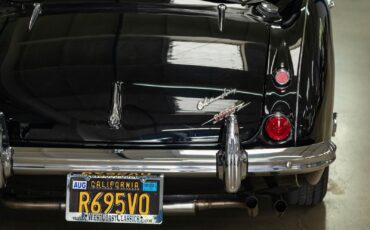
171 0 246 9
178 150 216 156
167 41 244 70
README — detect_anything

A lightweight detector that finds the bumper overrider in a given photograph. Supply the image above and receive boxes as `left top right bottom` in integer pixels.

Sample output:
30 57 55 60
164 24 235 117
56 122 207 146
1 114 336 193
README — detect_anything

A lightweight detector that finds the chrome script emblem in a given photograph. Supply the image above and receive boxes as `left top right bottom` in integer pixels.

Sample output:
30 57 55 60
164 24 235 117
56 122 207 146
197 88 237 110
202 102 250 126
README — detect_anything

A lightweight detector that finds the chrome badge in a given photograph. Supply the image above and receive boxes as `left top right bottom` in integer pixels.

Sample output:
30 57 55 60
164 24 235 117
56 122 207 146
108 81 124 129
197 88 237 110
202 102 251 126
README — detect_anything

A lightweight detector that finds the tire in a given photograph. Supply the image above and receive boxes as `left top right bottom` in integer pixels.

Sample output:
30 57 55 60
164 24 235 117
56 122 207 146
284 167 329 206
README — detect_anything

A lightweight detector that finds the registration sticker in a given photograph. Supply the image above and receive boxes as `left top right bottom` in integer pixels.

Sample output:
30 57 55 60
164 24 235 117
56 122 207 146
142 182 158 192
72 181 87 190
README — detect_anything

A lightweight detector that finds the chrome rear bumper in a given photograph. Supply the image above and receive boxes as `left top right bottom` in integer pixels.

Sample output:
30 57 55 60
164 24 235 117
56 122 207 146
8 141 336 176
0 114 336 193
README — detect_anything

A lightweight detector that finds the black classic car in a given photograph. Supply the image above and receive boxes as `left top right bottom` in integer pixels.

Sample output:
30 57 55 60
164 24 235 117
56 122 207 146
0 0 336 224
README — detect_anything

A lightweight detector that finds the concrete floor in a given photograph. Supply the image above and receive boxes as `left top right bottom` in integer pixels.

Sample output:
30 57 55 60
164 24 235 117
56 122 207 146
1 0 370 229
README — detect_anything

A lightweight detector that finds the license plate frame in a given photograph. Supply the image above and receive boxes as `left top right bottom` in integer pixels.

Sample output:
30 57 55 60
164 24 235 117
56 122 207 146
65 172 164 224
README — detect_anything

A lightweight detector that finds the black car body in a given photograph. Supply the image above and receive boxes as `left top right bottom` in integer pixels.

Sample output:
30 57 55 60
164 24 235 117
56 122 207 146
0 0 336 223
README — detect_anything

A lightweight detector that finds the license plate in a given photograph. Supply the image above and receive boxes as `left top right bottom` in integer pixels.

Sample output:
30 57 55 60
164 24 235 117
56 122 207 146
65 172 163 224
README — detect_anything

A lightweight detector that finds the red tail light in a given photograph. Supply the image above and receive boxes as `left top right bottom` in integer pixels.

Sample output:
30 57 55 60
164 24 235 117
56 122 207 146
265 114 292 141
274 68 290 86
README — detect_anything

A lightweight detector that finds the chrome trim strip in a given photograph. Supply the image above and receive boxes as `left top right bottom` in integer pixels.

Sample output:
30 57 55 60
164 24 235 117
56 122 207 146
11 141 336 177
294 0 309 143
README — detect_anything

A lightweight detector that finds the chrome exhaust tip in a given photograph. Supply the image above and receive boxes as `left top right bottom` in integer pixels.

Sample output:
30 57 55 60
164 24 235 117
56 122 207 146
245 196 258 217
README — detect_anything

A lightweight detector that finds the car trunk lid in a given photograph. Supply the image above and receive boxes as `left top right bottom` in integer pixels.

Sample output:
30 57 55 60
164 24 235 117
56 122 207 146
0 1 269 146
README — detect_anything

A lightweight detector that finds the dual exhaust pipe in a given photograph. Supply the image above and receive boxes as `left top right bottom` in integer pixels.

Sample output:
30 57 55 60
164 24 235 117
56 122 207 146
0 196 287 217
245 196 287 217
